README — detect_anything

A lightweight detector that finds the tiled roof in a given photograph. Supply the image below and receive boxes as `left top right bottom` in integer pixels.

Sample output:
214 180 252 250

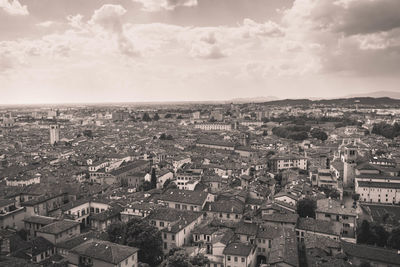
56 231 108 250
297 217 341 236
234 221 258 236
223 242 254 256
109 160 148 176
356 173 400 180
316 198 356 217
192 224 218 235
159 189 208 206
262 213 299 224
37 219 79 235
91 206 122 222
256 225 283 239
304 234 340 250
268 230 298 266
70 239 139 264
23 215 57 225
342 241 400 265
203 199 244 214
146 207 201 224
358 181 400 189
29 237 54 255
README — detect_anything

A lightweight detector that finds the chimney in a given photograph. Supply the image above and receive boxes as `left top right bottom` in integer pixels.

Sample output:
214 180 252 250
168 223 171 231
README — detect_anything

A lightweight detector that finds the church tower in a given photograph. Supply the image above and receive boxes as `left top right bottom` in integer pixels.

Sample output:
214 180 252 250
50 125 60 145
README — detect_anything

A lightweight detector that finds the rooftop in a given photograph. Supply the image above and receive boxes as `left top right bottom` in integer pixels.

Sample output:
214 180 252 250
37 219 80 235
70 239 139 264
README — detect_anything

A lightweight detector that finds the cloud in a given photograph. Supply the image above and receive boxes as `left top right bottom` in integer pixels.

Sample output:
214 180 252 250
242 19 284 38
133 0 198 12
89 4 139 57
333 0 400 36
190 44 226 59
284 0 400 36
281 0 400 76
89 4 127 33
36 21 55 27
0 0 28 15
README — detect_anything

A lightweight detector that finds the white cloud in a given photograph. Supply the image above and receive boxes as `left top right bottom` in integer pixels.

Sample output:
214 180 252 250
89 4 139 57
36 21 55 28
133 0 198 12
89 4 127 33
0 0 28 15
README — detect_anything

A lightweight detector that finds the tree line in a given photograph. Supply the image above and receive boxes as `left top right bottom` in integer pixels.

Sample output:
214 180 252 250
272 125 328 141
357 220 400 249
371 122 400 139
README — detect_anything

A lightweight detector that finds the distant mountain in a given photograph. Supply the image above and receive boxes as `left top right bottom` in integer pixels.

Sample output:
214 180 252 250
344 91 400 99
260 97 400 107
229 96 279 103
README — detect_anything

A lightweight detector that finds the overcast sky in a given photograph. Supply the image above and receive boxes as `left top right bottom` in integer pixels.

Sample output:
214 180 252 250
0 0 400 104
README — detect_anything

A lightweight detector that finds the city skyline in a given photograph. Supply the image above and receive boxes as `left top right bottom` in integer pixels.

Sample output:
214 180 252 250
1 0 400 104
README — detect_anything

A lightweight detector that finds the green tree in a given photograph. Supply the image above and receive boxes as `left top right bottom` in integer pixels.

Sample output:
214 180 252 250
141 181 152 191
107 219 163 266
190 254 209 266
164 250 209 267
357 220 374 245
107 221 126 243
387 228 400 249
83 129 93 138
153 113 160 121
16 229 28 241
372 225 389 247
310 128 328 141
142 113 152 122
296 198 316 218
151 168 157 189
165 250 191 267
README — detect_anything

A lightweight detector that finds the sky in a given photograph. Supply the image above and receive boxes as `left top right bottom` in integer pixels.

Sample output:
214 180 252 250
0 0 400 104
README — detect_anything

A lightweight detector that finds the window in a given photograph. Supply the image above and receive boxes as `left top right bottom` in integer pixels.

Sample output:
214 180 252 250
126 259 128 264
160 221 164 227
241 257 245 263
164 242 167 249
227 256 231 261
164 233 167 239
234 256 238 262
172 234 175 241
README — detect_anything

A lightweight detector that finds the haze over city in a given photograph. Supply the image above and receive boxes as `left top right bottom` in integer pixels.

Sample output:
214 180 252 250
1 0 400 104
